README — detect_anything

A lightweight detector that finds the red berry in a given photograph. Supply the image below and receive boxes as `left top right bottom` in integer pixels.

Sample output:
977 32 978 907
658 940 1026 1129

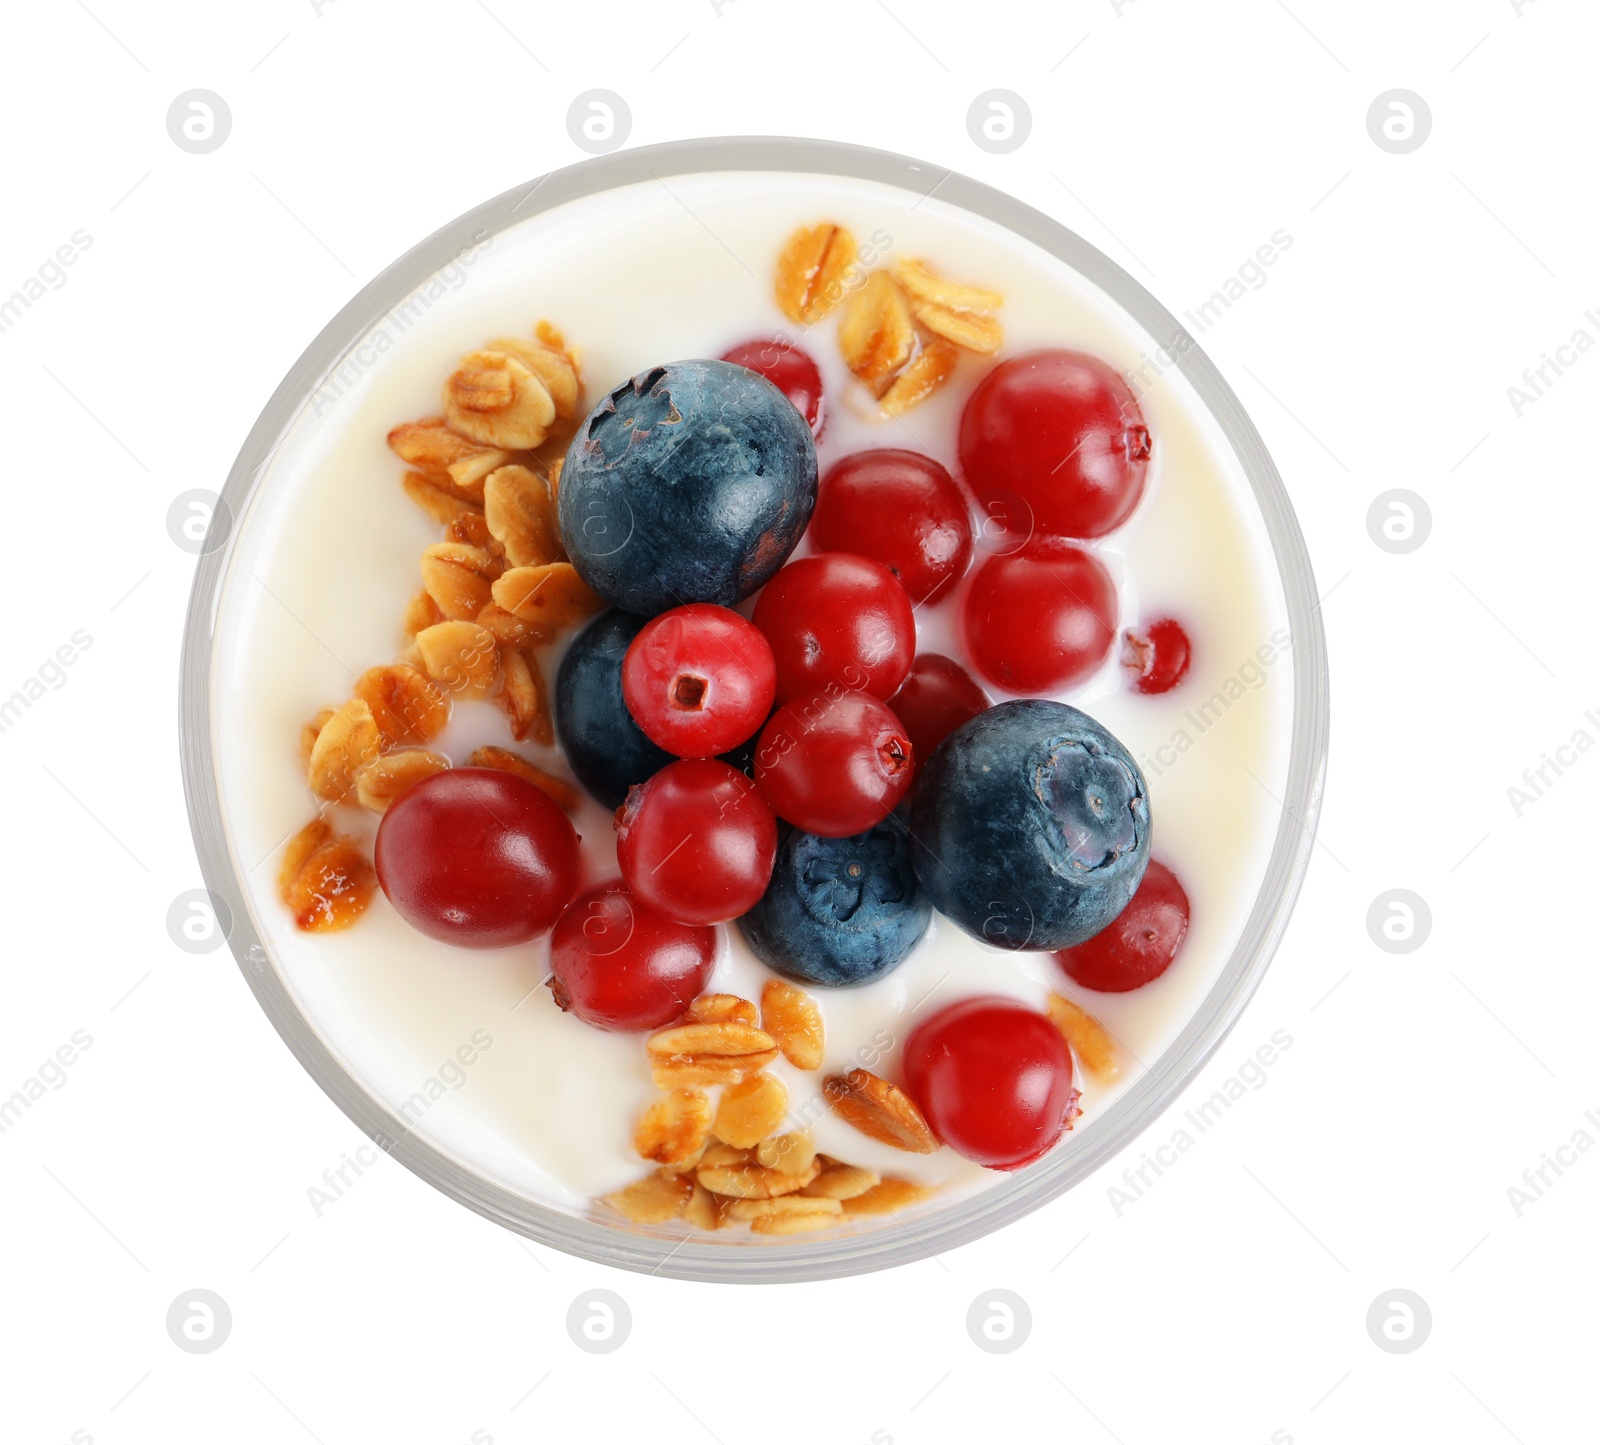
615 759 776 925
811 449 973 603
1122 618 1192 695
548 879 716 1031
754 690 913 837
752 553 916 703
621 603 776 758
962 542 1118 694
959 349 1151 541
903 997 1080 1170
374 768 580 948
887 654 988 772
1054 860 1190 992
720 337 825 437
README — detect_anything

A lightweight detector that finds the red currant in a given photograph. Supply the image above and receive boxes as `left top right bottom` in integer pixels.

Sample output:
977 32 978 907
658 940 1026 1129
720 337 825 437
1122 618 1192 695
374 768 580 948
752 553 916 703
903 996 1079 1170
615 759 776 925
962 542 1118 694
754 690 913 837
548 878 716 1031
959 349 1151 541
621 603 776 758
887 654 988 772
811 449 973 603
1054 860 1189 992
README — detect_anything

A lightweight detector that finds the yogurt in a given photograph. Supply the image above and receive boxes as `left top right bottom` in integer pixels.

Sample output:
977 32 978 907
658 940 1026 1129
211 171 1294 1218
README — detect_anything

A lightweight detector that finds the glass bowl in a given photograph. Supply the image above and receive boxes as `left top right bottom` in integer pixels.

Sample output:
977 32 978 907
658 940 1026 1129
180 137 1328 1283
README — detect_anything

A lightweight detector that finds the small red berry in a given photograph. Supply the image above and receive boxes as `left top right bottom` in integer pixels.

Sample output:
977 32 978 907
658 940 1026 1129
1122 618 1192 695
1054 860 1190 992
903 996 1080 1170
754 690 913 837
622 603 776 758
615 759 776 925
962 542 1118 694
720 337 825 437
752 553 916 703
374 768 580 948
887 654 988 772
959 349 1151 541
548 879 716 1031
811 449 973 603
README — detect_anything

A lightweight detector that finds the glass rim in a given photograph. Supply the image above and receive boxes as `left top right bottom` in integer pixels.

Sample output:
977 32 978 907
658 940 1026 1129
179 136 1329 1284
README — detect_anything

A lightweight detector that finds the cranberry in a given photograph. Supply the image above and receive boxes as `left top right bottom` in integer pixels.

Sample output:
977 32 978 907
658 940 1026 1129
1055 860 1190 992
962 542 1118 694
615 759 776 925
903 996 1079 1170
811 449 973 603
752 553 916 703
959 349 1151 542
1122 618 1192 695
621 603 776 758
374 768 580 948
720 337 825 437
548 879 716 1031
887 654 988 772
754 690 913 837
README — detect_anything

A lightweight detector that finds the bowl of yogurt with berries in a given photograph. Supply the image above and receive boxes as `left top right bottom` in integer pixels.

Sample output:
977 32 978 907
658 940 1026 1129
181 138 1327 1282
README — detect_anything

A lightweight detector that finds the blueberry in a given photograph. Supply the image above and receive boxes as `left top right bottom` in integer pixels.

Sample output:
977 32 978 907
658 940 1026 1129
558 360 818 616
738 821 931 986
909 700 1150 951
554 609 673 809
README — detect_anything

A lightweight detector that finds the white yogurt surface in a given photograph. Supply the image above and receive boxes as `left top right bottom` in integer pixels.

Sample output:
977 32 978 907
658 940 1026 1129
211 172 1295 1221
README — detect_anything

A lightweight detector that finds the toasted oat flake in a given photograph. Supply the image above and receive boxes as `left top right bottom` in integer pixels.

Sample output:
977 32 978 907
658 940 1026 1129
602 1169 695 1224
755 1131 817 1176
298 707 335 772
686 994 760 1027
491 562 604 636
484 464 562 569
306 698 381 802
493 649 555 747
647 1020 778 1088
403 589 443 637
839 271 916 387
353 664 450 747
354 749 449 812
760 979 824 1070
879 337 960 417
712 1073 788 1150
683 1180 732 1230
775 222 858 325
420 541 498 621
1046 993 1120 1081
633 1087 713 1165
278 818 375 932
413 621 500 698
822 1069 938 1154
487 335 580 420
403 470 481 526
468 746 579 811
696 1155 821 1199
387 418 508 498
800 1161 881 1201
728 1195 842 1221
913 301 1003 354
443 349 557 450
839 1176 933 1216
892 256 1003 314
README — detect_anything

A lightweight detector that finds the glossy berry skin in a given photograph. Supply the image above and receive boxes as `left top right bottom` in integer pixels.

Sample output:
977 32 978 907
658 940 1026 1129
622 603 776 758
1055 860 1190 992
910 700 1150 951
811 450 973 603
720 338 825 438
548 879 716 1031
962 543 1117 694
559 360 817 616
755 690 913 837
616 759 777 926
738 821 931 987
1123 618 1192 695
904 997 1079 1170
752 553 916 703
555 609 673 809
887 654 988 775
374 768 580 949
959 349 1151 541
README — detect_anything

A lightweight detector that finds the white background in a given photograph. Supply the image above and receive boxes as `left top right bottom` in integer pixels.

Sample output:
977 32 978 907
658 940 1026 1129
1 1 1593 1441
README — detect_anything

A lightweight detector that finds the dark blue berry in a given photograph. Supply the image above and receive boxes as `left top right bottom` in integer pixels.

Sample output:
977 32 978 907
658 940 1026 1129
557 360 817 617
909 700 1150 951
554 609 673 809
738 821 931 986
